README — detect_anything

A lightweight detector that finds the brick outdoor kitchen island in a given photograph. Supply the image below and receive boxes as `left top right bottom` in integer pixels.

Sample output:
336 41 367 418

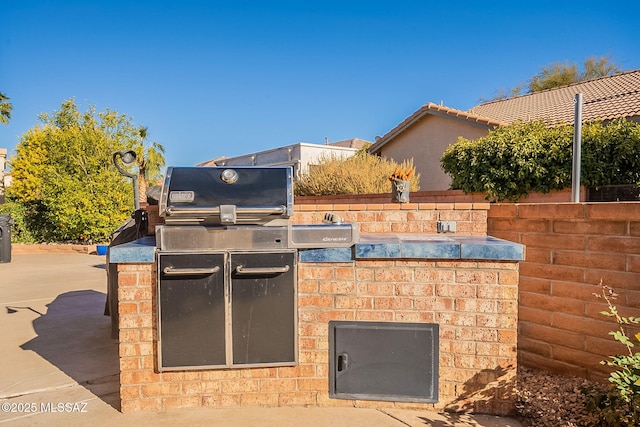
108 203 524 415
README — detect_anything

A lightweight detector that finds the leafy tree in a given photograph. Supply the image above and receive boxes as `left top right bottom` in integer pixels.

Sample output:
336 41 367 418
528 61 580 92
441 118 640 202
481 56 623 101
581 56 622 81
0 92 11 125
7 99 142 242
0 198 38 243
528 56 621 93
131 125 165 206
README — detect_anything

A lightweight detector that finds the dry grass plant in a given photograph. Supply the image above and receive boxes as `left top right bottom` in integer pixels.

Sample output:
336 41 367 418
294 152 420 196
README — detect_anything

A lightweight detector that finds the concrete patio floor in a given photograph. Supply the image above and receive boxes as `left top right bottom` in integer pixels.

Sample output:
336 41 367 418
0 253 522 426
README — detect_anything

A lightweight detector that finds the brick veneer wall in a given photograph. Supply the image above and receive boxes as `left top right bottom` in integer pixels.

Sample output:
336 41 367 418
488 202 640 381
12 243 96 254
117 202 520 414
291 202 490 235
145 201 490 235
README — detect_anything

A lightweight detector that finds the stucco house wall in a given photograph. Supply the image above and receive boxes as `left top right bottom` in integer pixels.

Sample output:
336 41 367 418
370 70 640 193
373 114 492 191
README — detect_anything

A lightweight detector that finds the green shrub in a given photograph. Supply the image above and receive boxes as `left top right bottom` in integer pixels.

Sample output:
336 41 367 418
294 149 420 196
0 199 38 243
584 282 640 426
7 99 139 243
581 119 640 187
441 118 640 201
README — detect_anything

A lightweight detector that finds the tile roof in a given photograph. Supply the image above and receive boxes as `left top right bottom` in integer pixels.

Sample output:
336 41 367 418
468 69 640 124
368 102 503 154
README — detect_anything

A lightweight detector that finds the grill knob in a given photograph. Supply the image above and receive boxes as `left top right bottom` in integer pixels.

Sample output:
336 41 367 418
220 169 239 184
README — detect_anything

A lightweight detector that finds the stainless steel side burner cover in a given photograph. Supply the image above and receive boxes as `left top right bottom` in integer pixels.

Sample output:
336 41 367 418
159 166 294 225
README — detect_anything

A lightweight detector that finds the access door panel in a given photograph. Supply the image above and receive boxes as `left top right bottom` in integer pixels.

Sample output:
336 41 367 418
230 251 297 366
158 252 226 369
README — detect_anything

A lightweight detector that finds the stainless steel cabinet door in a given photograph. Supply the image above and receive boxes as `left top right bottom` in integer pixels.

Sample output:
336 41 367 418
230 251 296 365
158 252 226 369
329 321 439 403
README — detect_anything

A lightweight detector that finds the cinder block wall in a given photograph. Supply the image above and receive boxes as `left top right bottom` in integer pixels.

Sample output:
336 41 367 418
117 203 520 414
488 202 640 381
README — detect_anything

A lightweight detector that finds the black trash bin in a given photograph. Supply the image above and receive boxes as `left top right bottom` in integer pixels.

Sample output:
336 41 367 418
0 214 13 263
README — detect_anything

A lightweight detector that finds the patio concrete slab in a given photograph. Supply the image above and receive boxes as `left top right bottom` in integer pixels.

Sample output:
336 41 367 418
0 253 522 426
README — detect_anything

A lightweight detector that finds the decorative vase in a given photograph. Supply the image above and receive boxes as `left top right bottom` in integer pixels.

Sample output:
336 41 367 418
391 180 410 203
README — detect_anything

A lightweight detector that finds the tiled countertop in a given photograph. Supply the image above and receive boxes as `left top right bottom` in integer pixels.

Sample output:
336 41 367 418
108 236 156 263
108 234 524 264
299 234 524 262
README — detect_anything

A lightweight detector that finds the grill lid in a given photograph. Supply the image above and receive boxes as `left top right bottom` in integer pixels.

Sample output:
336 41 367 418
159 166 293 225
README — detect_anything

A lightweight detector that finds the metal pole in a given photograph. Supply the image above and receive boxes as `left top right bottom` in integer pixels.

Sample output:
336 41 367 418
572 93 583 203
132 176 140 210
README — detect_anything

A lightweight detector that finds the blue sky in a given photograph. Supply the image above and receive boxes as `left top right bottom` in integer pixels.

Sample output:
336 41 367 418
1 1 639 168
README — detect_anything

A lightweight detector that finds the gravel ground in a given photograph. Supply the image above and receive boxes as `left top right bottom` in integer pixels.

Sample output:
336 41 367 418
515 366 610 427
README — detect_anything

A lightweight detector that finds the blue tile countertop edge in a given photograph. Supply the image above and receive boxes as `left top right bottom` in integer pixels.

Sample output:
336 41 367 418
108 236 157 263
108 234 525 264
301 234 524 263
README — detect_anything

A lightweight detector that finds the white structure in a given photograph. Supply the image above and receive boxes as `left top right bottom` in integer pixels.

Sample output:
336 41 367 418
199 139 370 178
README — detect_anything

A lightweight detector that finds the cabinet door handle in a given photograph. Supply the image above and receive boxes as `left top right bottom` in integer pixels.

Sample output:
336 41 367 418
235 265 290 275
337 353 349 371
162 266 221 276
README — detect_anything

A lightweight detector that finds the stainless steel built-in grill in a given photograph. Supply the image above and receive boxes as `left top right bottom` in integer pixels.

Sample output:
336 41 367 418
156 166 357 371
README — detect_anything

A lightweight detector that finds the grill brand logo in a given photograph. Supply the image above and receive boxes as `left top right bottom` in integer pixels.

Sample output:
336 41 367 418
322 237 348 242
169 191 195 203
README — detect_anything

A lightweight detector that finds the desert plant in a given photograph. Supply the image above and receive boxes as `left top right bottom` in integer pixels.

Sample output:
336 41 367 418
294 149 420 196
584 282 640 426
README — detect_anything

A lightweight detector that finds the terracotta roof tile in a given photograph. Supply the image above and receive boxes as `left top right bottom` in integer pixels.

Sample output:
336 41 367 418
468 69 640 124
